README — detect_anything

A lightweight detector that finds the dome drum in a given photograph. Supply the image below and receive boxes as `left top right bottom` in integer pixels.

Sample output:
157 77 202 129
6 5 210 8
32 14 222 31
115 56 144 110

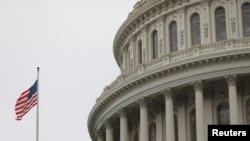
88 0 250 141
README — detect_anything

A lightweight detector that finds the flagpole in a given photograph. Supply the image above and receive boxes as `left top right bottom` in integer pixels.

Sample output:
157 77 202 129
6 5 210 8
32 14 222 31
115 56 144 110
36 67 40 141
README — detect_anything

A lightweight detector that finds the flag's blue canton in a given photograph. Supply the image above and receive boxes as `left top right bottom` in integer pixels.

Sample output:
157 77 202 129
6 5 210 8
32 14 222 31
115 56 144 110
28 80 37 100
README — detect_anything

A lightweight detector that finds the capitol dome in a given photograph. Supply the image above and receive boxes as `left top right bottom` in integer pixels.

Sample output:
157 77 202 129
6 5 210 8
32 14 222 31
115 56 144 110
88 0 250 141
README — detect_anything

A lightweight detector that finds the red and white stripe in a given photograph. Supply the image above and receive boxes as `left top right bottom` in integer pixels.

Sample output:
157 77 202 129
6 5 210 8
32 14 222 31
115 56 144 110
15 90 38 120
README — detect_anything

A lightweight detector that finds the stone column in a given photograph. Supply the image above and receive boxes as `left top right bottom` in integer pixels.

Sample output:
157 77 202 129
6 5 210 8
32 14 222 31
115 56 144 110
105 118 113 141
192 80 205 141
176 94 186 141
162 88 175 141
225 75 239 124
119 107 128 141
137 97 149 141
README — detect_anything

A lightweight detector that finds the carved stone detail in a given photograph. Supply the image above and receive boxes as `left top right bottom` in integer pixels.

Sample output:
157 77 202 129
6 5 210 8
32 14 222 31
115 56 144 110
231 17 236 33
225 74 237 85
118 107 128 118
179 30 184 45
136 97 148 108
203 22 208 39
159 38 163 55
162 88 174 99
191 80 203 92
104 118 113 129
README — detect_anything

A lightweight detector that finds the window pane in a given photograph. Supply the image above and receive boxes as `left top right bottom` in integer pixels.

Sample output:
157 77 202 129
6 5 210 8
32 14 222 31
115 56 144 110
242 3 250 36
150 123 156 141
215 8 227 41
153 31 158 59
218 102 230 124
170 22 178 52
138 40 142 64
191 14 201 46
190 110 196 141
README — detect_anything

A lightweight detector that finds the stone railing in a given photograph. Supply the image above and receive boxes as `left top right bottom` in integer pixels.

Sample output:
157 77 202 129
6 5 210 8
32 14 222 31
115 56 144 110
100 38 250 101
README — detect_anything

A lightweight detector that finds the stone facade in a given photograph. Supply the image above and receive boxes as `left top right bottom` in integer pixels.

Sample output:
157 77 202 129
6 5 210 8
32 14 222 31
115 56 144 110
88 0 250 141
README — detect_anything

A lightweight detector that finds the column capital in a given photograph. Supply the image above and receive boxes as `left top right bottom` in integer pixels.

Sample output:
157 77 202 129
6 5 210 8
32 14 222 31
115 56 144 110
104 118 113 129
161 87 174 99
136 97 148 108
225 74 237 85
118 107 128 118
191 80 203 92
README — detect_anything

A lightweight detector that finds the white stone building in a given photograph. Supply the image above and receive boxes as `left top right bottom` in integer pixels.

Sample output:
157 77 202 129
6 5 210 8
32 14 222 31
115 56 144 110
88 0 250 141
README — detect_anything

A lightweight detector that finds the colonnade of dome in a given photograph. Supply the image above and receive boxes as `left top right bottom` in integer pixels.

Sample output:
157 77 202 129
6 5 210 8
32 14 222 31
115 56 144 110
88 0 250 141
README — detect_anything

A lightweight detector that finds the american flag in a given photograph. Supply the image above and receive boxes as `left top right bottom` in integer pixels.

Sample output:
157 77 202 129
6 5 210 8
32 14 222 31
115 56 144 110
15 80 38 120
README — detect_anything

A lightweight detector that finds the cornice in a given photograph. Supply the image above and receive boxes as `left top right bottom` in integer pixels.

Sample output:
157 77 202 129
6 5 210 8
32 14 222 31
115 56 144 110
89 64 250 140
89 0 250 138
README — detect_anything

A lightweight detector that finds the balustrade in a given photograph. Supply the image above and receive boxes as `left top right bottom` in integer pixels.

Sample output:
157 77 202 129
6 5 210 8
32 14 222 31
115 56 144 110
97 38 250 102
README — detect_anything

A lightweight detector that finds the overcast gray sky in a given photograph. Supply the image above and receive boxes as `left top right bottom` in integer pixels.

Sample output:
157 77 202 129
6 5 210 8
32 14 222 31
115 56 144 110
0 0 136 140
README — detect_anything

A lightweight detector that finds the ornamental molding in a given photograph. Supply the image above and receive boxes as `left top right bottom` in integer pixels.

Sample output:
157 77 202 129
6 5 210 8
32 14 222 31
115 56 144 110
203 22 209 39
136 97 149 108
118 107 128 118
88 66 250 139
213 0 226 7
90 50 250 119
88 0 250 139
113 0 192 62
113 0 248 66
231 17 236 34
104 118 113 129
91 50 250 126
161 87 174 99
225 74 238 85
191 80 203 92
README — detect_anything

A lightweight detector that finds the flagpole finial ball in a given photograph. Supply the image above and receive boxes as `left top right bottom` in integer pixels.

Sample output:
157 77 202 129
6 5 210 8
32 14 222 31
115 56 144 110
37 67 40 71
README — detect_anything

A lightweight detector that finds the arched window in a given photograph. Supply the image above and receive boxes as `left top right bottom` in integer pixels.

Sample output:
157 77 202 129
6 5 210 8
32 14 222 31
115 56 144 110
246 99 250 124
138 39 143 64
215 7 227 41
149 123 156 141
190 109 196 141
128 48 132 70
217 101 230 124
152 31 158 59
242 3 250 37
191 14 201 46
170 21 178 52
